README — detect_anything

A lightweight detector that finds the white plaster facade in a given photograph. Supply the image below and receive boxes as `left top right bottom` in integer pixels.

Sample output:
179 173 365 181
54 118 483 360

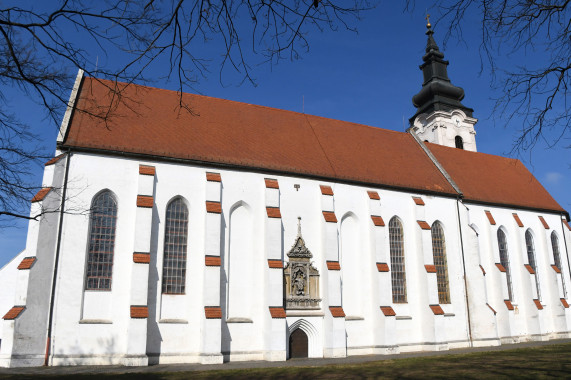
411 109 478 152
1 147 570 367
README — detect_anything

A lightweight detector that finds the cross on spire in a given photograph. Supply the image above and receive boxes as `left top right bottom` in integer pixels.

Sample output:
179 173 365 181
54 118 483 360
425 13 431 28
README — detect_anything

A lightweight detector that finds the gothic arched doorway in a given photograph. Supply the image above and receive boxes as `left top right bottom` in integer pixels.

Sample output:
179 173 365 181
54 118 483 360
289 328 308 359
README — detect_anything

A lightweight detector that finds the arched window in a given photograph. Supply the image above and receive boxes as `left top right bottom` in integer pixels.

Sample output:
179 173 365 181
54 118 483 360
497 229 513 301
455 135 464 149
389 217 406 303
551 232 567 298
85 191 117 290
431 222 450 304
525 230 541 301
162 198 189 294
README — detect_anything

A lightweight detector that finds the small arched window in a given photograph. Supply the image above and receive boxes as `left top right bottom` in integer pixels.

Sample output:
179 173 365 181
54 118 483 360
389 217 407 303
551 232 567 298
85 190 118 290
455 136 464 149
498 229 513 301
162 198 189 294
525 230 541 301
431 222 450 304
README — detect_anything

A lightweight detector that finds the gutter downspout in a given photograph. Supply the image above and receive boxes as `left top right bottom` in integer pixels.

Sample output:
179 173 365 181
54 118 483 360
44 150 71 366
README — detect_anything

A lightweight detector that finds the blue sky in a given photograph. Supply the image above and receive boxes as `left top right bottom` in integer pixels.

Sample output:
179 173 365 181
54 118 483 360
0 3 569 268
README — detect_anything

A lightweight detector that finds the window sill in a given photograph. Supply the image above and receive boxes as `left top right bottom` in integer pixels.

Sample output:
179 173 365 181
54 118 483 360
159 319 188 324
346 316 364 321
226 317 253 323
396 315 412 320
79 319 112 324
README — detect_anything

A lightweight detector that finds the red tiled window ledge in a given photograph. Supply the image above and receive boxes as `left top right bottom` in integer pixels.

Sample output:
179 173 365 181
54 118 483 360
206 201 222 214
380 306 396 316
512 213 524 227
371 216 385 227
485 210 496 225
3 306 25 320
205 306 222 319
139 165 156 176
269 307 286 318
17 257 36 270
130 306 148 318
320 185 334 196
206 172 222 182
137 195 153 208
376 263 389 272
133 253 151 264
496 263 506 272
425 264 437 273
329 306 346 318
430 304 444 315
266 207 281 218
323 211 337 223
326 261 341 270
205 256 221 266
367 191 380 200
417 221 431 230
265 178 279 189
31 188 52 203
268 259 283 269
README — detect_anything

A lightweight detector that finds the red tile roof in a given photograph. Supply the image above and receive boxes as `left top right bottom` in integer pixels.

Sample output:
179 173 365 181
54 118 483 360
427 143 565 212
61 78 565 213
63 78 457 196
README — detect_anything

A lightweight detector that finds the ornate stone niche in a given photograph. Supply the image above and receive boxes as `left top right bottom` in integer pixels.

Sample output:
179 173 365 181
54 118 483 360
284 218 321 310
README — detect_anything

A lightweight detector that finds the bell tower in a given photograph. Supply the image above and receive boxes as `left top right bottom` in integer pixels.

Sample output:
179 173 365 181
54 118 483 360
408 18 478 151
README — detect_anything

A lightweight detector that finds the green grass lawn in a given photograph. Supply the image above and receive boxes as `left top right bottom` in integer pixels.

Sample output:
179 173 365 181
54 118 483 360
2 343 571 379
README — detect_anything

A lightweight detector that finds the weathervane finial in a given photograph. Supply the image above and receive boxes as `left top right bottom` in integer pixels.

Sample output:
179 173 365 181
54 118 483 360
425 13 431 29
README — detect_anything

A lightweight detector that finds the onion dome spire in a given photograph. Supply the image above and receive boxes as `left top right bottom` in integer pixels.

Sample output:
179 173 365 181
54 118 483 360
409 19 474 124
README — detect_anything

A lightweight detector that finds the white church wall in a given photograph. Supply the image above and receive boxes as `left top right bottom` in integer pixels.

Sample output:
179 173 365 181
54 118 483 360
463 203 571 344
3 149 570 367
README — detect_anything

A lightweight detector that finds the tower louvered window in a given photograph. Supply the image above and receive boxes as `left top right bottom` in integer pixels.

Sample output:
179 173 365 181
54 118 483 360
525 230 541 301
162 198 189 294
498 229 513 301
551 232 567 298
389 217 407 303
85 191 117 290
431 222 450 304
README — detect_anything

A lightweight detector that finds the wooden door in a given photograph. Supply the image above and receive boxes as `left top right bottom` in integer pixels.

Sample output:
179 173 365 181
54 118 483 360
289 328 308 358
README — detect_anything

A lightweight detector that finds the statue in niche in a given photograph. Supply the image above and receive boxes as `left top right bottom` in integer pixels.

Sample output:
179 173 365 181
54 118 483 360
292 267 306 295
284 217 321 310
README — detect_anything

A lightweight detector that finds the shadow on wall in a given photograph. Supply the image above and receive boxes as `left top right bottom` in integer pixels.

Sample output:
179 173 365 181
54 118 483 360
220 199 231 362
146 176 162 363
55 336 117 365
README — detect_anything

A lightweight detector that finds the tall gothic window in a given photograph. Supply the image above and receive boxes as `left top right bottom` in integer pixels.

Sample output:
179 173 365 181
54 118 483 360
525 230 541 301
85 190 117 290
497 229 513 301
431 222 450 304
455 135 464 149
389 217 407 303
551 232 567 298
162 198 189 294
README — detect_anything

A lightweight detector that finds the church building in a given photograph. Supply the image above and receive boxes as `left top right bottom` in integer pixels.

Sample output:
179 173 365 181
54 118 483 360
1 24 570 367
